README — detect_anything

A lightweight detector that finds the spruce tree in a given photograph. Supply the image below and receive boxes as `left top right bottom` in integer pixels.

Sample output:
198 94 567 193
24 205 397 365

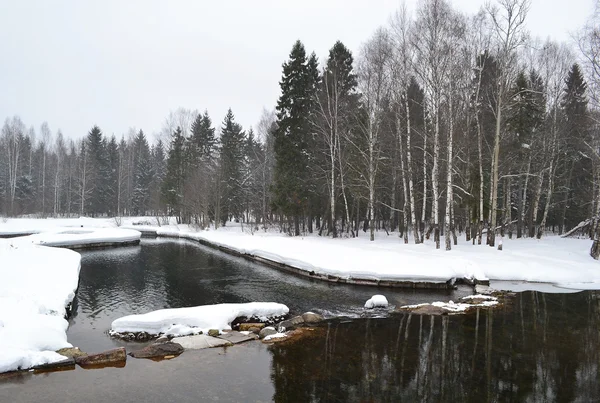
189 110 217 164
162 127 186 219
131 130 153 215
561 63 590 230
273 40 319 235
219 108 246 225
85 125 109 216
106 135 119 215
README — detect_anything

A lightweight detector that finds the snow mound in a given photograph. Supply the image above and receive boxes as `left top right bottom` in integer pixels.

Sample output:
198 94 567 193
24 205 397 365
364 295 389 309
0 240 81 373
110 302 289 337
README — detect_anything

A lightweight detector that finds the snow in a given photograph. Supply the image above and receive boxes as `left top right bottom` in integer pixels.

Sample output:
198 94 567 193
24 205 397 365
0 239 81 372
263 332 287 341
110 302 289 337
2 217 600 290
364 295 389 309
403 295 499 313
12 227 141 248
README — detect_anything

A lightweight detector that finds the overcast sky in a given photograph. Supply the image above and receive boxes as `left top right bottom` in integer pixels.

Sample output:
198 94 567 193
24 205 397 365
0 0 594 142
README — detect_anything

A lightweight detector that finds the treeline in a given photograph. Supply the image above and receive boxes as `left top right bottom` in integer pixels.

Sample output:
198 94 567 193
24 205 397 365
1 0 599 252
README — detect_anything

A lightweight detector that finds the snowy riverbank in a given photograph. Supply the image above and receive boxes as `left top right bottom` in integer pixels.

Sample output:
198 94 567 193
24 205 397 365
0 223 141 373
1 217 599 291
0 239 81 373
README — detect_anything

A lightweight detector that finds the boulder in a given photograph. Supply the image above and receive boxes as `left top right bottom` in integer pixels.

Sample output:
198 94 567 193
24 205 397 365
216 331 255 344
301 312 324 324
129 342 184 359
33 357 76 372
278 315 305 331
75 347 127 368
259 326 278 339
239 323 265 331
408 305 448 316
55 347 87 359
172 334 232 350
247 327 261 334
208 329 220 337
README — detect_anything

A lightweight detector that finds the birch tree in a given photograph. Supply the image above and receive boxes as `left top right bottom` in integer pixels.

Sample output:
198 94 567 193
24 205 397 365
356 28 392 241
486 0 530 247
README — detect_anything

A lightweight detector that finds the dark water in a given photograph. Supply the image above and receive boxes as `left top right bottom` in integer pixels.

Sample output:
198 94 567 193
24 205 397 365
68 238 473 352
2 239 600 402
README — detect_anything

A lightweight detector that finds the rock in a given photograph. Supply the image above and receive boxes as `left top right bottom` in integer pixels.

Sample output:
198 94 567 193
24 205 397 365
239 323 265 331
216 331 255 344
172 334 232 350
155 335 170 344
278 315 305 331
129 342 184 359
55 347 87 359
248 327 261 334
364 295 389 309
301 312 324 324
75 347 127 367
408 305 448 316
208 329 220 337
33 357 76 372
475 285 496 295
259 326 278 339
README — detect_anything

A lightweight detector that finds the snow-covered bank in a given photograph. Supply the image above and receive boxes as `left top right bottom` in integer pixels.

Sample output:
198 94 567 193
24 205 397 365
0 240 81 373
13 227 141 248
110 302 290 337
2 217 600 290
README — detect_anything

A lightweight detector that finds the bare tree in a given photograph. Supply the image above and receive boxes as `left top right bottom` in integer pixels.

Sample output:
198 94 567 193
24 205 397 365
356 28 393 241
390 5 421 244
486 0 530 247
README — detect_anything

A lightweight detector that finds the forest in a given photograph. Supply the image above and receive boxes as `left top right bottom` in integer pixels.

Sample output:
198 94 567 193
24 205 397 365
1 0 599 252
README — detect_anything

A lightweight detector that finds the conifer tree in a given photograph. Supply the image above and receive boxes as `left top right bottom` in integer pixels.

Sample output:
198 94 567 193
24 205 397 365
219 108 245 224
131 130 153 215
162 127 186 219
273 40 319 235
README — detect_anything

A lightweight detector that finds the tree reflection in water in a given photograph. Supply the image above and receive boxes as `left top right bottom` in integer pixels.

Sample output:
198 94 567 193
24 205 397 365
268 291 600 402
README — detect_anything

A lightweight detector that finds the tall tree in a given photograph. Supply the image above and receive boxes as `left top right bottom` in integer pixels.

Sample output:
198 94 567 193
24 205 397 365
273 40 319 235
219 108 246 225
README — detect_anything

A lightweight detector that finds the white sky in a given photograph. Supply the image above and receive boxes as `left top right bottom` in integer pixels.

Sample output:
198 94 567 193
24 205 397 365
0 0 594 142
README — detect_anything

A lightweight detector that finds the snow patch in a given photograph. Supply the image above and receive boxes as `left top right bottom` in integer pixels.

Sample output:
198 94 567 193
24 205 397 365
110 302 289 337
263 332 287 341
364 295 389 309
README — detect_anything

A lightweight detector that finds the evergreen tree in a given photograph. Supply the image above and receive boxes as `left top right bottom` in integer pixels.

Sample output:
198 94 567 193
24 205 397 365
560 63 590 230
106 135 119 215
162 127 186 218
189 110 217 163
150 139 166 213
131 130 153 215
85 125 109 216
272 40 319 235
219 108 246 224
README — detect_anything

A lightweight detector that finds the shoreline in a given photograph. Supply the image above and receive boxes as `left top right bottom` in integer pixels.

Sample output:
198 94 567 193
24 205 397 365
136 228 488 290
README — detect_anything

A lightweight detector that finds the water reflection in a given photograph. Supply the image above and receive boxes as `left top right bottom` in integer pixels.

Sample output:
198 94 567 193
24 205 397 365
71 239 473 352
268 291 600 402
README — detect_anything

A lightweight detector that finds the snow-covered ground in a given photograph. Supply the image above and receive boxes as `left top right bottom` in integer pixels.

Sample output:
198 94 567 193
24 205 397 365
2 217 600 290
12 227 141 248
110 302 289 337
0 239 81 373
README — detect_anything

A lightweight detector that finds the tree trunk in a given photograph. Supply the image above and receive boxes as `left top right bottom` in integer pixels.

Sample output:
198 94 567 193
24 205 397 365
398 115 409 244
405 92 420 244
432 96 440 249
488 90 503 247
